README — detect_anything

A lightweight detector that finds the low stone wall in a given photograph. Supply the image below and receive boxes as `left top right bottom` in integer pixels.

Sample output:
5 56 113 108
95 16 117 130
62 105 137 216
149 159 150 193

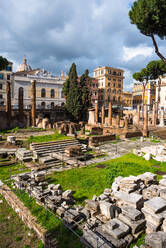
0 185 57 248
120 131 142 139
89 134 116 147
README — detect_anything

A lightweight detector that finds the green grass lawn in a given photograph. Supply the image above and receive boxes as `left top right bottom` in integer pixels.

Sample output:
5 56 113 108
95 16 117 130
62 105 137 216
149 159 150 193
27 130 73 143
47 154 166 204
14 190 83 248
0 195 43 248
0 160 29 182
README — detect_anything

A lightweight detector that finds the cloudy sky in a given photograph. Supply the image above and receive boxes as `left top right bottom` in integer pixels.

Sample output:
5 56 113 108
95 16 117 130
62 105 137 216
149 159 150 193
0 0 165 90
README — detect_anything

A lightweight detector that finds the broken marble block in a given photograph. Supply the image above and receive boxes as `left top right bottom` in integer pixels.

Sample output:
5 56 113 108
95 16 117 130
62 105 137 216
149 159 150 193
99 201 115 219
145 231 166 248
137 172 157 186
114 191 144 209
85 200 99 216
144 197 166 214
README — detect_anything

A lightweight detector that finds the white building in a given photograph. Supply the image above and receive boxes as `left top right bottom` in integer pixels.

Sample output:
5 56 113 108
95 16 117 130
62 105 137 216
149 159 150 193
12 57 66 109
156 75 166 112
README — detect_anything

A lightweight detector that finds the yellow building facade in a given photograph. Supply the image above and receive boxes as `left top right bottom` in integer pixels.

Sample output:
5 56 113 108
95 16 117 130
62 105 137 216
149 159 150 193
132 81 156 109
93 66 124 107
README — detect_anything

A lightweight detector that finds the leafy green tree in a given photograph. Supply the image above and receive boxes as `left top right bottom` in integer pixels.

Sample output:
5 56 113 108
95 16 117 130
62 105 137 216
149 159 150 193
129 0 166 63
0 56 8 71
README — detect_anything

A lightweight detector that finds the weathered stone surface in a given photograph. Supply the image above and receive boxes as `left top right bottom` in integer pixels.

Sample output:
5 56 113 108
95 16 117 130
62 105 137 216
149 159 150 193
118 213 145 234
85 200 99 212
99 202 115 219
144 197 166 214
142 207 164 226
83 228 126 248
101 218 130 239
62 190 73 199
114 192 144 209
159 179 166 187
121 205 142 221
145 231 166 248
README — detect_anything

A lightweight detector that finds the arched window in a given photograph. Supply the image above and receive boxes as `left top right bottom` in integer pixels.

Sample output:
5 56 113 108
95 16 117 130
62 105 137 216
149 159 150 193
41 102 45 109
51 102 54 109
113 96 116 102
113 89 116 94
41 88 46 98
107 88 111 93
51 89 55 98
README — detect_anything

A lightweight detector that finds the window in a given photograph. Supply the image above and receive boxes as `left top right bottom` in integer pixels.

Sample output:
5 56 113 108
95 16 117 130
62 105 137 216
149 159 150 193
61 91 64 98
113 83 116 87
113 79 116 81
41 102 45 109
118 90 121 94
41 88 46 97
0 74 3 79
51 89 55 98
108 69 111 74
108 77 111 80
118 96 120 101
108 95 110 101
107 88 111 93
7 66 12 71
7 75 10 80
113 89 116 94
118 80 121 82
113 96 116 101
101 70 104 75
0 94 2 99
0 84 2 90
18 87 24 98
108 83 110 87
118 84 121 88
118 72 121 76
51 102 54 109
113 71 116 75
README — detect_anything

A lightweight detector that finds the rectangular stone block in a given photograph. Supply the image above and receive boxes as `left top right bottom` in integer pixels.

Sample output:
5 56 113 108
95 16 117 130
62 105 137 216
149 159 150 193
118 213 145 234
121 205 142 221
144 197 166 214
114 191 144 209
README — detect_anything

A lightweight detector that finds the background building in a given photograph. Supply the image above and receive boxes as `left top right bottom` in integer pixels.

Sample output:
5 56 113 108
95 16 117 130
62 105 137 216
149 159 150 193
0 61 13 106
122 91 132 107
132 81 156 110
93 66 124 108
12 57 65 109
156 75 166 112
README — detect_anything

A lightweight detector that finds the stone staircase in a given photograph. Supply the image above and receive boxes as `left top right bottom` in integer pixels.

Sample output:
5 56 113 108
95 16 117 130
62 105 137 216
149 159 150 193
30 139 87 168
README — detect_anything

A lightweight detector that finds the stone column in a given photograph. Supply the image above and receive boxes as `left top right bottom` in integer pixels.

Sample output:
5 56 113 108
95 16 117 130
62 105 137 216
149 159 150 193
137 105 140 125
143 104 148 137
31 80 36 126
124 116 128 131
18 87 24 121
116 114 120 127
152 103 156 126
159 111 165 127
108 102 112 126
95 103 98 124
101 105 105 125
6 81 11 120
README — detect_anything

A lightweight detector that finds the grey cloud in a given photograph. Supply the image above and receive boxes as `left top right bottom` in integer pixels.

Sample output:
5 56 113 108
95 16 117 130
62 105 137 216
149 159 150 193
0 0 166 90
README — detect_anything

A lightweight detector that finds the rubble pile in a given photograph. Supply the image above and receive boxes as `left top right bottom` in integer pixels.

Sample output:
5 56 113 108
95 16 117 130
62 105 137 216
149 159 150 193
133 144 166 162
12 170 166 248
15 148 34 162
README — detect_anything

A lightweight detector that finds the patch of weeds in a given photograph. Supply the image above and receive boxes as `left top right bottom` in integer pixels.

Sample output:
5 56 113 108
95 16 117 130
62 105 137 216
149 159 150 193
15 236 23 241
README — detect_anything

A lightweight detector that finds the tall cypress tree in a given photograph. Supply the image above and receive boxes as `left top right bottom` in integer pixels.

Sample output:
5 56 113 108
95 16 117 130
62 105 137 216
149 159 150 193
80 69 91 120
63 63 82 121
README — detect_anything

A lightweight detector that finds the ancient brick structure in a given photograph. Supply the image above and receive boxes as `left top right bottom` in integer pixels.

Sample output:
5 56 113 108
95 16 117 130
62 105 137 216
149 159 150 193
101 105 105 125
95 103 98 124
137 105 140 125
18 87 24 121
143 105 148 137
152 103 156 126
108 102 112 126
6 81 11 120
31 80 36 126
